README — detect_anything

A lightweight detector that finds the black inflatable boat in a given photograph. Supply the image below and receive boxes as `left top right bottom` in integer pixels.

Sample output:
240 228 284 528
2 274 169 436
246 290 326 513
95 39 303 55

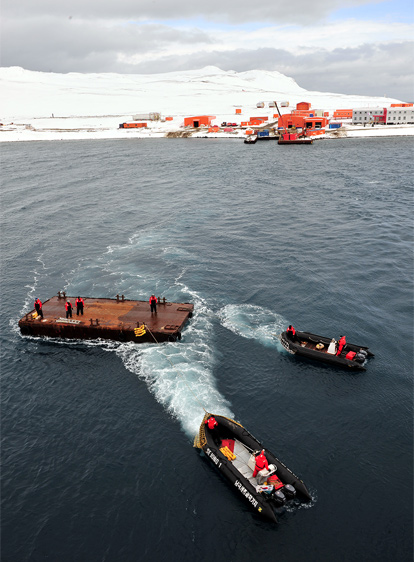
194 412 312 522
280 330 374 370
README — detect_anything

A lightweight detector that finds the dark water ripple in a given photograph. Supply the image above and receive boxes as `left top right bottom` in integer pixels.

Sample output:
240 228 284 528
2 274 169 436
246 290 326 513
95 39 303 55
1 137 413 562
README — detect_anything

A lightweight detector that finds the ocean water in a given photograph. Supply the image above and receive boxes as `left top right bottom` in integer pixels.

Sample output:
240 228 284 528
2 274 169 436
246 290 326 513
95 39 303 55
1 137 413 562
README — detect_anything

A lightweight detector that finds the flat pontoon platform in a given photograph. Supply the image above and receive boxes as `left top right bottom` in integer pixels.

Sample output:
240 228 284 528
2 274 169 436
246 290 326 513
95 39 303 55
18 294 194 344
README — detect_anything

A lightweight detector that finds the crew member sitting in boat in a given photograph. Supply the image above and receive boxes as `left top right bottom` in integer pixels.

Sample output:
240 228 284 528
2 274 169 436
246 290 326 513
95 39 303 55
286 325 296 341
253 449 269 478
257 463 276 485
205 416 218 431
336 335 346 356
327 339 337 354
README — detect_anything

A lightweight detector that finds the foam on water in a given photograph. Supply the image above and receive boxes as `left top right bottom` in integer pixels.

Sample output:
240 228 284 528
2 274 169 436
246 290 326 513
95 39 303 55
218 304 288 351
61 238 234 438
115 295 233 437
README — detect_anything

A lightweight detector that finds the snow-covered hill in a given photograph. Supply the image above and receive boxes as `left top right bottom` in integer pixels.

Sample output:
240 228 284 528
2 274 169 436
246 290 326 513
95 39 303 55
0 66 411 141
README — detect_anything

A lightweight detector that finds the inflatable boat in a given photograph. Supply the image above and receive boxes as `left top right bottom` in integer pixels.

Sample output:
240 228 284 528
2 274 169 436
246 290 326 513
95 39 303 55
194 413 312 522
280 330 374 370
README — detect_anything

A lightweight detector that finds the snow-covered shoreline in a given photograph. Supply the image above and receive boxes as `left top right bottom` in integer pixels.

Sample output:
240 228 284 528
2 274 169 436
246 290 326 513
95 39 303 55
1 66 413 142
1 119 414 143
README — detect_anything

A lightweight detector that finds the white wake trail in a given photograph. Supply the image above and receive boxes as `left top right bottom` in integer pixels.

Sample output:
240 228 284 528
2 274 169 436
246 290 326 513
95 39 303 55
217 304 288 351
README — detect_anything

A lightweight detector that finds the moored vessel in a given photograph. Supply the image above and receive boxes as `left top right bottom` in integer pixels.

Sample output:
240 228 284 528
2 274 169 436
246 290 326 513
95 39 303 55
278 133 313 144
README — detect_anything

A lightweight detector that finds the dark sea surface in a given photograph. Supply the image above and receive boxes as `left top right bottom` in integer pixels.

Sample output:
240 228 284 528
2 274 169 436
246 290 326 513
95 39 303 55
1 137 413 562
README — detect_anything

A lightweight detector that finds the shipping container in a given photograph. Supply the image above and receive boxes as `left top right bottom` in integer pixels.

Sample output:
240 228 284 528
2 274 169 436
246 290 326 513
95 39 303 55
257 130 269 137
329 123 342 129
235 108 242 114
119 122 147 128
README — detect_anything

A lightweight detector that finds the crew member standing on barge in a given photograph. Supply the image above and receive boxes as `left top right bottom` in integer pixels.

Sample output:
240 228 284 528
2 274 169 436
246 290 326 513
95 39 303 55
34 298 44 319
253 450 269 478
75 296 84 316
65 300 73 319
149 294 157 314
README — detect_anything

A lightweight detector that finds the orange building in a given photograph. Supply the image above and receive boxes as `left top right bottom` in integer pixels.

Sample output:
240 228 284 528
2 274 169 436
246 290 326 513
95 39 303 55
249 117 268 126
278 114 329 132
390 103 413 107
184 116 216 127
333 109 353 119
296 102 311 111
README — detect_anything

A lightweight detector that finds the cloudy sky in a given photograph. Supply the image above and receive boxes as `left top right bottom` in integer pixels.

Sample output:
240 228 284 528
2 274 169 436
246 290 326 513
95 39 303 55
1 0 413 100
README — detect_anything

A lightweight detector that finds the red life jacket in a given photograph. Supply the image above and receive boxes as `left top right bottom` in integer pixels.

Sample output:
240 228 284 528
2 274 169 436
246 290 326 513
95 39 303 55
205 417 218 430
336 336 346 356
76 298 84 306
287 326 296 336
34 299 42 309
65 302 72 311
149 296 157 304
255 453 269 471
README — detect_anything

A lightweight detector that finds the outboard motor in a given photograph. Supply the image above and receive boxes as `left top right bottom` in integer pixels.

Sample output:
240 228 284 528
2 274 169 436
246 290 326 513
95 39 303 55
358 349 368 357
272 489 286 506
355 353 366 363
283 484 296 499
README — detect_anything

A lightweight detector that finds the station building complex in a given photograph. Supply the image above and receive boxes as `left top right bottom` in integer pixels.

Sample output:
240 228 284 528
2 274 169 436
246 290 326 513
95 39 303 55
352 104 414 125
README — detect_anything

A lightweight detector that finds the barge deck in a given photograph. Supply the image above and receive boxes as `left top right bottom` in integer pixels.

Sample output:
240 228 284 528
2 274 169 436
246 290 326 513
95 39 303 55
19 294 194 344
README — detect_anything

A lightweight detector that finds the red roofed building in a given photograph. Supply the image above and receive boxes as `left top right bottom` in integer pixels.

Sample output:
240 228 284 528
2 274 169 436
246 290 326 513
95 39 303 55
184 116 216 127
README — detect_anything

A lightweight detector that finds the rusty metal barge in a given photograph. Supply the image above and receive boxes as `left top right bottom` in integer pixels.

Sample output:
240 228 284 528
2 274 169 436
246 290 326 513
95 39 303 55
18 293 194 344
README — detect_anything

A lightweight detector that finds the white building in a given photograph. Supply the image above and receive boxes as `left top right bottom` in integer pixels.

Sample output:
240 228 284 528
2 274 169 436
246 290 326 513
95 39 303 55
386 107 414 124
352 108 384 124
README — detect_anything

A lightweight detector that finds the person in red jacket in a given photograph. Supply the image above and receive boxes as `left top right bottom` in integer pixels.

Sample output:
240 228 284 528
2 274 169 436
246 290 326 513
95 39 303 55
75 296 84 316
34 298 43 319
286 325 296 341
149 294 157 314
253 450 269 478
336 335 346 356
65 300 73 319
204 416 218 430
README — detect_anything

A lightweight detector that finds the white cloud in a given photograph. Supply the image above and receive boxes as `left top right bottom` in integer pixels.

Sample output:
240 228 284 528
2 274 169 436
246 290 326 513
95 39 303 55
1 0 413 100
2 0 380 25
